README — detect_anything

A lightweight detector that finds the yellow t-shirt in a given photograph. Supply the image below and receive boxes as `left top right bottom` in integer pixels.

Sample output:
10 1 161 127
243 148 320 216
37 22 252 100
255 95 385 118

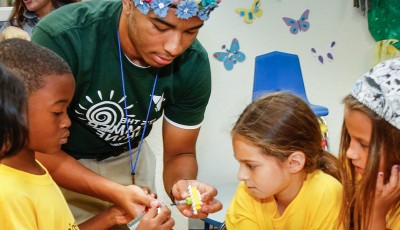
387 207 400 229
225 170 343 230
0 161 78 230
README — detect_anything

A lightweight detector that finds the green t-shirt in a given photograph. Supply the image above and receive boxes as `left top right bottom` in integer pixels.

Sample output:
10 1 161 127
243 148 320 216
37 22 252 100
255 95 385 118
31 0 211 158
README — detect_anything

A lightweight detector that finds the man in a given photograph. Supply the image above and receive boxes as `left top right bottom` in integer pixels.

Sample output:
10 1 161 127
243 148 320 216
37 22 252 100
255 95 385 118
31 0 222 228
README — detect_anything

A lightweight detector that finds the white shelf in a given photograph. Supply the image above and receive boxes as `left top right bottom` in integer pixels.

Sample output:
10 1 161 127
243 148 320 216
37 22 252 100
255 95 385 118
0 7 12 21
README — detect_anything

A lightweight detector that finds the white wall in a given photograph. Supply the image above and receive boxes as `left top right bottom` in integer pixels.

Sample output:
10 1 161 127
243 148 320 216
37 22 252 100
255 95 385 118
195 0 376 184
0 7 11 20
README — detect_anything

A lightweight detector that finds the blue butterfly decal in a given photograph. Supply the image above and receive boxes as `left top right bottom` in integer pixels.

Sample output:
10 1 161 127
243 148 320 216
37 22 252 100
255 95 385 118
282 9 310 34
213 38 246 71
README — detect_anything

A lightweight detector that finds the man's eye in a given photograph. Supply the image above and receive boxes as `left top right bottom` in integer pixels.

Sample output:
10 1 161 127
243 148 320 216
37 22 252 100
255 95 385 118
154 26 168 32
185 30 197 35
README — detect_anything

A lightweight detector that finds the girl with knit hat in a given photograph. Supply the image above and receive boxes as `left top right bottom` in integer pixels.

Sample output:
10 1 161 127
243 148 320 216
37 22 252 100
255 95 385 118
339 57 400 230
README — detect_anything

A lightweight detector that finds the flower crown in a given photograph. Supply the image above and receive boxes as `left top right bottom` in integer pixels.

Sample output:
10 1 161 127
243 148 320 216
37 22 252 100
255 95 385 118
133 0 221 21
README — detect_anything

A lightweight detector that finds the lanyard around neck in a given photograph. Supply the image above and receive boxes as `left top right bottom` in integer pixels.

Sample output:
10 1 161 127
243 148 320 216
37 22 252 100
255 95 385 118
117 30 159 184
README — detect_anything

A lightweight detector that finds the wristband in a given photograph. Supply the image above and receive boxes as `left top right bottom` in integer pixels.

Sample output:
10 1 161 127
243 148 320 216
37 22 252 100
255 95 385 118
169 187 175 202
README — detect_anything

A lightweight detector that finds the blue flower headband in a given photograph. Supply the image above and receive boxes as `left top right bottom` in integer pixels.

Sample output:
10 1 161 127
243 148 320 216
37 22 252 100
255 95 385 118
133 0 221 21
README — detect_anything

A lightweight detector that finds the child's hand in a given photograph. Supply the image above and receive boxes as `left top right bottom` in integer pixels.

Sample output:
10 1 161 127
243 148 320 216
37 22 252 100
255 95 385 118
107 205 131 225
136 205 175 230
78 205 132 229
375 165 400 211
372 164 400 229
141 186 157 199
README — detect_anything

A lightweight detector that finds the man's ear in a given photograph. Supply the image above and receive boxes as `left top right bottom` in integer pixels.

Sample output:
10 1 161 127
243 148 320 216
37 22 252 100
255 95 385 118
287 151 305 173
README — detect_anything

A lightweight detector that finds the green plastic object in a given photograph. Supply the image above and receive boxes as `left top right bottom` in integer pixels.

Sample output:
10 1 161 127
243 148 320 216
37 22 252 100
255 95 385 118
368 0 400 50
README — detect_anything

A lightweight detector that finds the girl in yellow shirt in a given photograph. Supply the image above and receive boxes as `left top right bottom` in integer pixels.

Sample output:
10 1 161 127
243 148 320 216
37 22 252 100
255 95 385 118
226 91 343 230
339 57 400 230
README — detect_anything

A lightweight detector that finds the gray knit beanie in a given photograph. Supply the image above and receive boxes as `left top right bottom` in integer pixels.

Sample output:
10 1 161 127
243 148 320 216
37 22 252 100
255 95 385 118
351 57 400 130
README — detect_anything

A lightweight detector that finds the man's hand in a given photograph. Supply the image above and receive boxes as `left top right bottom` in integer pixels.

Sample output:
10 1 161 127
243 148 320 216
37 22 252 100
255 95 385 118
115 185 161 219
171 179 222 218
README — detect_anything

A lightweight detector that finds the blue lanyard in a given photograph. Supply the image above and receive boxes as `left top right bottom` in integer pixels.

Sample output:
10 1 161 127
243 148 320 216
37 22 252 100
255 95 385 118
117 31 159 184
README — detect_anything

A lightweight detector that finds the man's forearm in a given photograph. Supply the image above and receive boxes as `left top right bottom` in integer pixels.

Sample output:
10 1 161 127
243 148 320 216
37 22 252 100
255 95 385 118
163 152 198 198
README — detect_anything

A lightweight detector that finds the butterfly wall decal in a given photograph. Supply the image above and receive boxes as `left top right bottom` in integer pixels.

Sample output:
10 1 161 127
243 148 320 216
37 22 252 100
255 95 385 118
235 0 263 24
213 38 246 71
311 41 337 64
282 9 310 34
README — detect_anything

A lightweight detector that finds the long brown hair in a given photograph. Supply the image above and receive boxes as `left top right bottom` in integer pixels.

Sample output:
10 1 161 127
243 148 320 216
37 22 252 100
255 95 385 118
338 94 400 230
232 91 339 180
7 0 78 28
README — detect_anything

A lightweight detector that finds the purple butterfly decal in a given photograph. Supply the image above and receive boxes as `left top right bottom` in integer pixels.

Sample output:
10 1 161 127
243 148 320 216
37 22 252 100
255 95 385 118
282 9 310 34
213 38 246 71
311 41 336 64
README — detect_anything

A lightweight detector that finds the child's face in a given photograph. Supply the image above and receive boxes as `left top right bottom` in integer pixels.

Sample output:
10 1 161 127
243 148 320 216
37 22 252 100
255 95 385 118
24 0 53 16
344 108 378 175
233 134 291 199
28 74 75 154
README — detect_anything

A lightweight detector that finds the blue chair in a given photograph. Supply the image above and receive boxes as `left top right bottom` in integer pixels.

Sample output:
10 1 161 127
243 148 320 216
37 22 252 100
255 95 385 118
252 51 329 150
252 51 329 117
